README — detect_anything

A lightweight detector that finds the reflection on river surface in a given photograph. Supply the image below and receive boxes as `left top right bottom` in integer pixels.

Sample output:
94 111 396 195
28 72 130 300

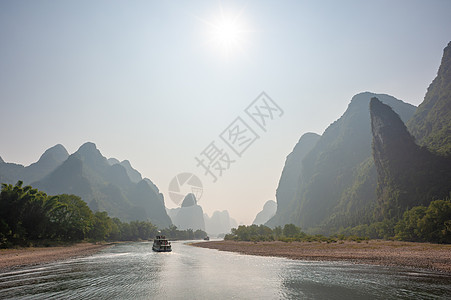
0 241 450 299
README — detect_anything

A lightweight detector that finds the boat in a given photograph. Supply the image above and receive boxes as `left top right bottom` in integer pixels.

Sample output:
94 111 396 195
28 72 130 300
204 236 210 241
152 235 172 252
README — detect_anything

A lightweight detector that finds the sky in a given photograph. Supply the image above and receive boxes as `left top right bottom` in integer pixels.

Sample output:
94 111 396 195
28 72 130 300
1 0 451 224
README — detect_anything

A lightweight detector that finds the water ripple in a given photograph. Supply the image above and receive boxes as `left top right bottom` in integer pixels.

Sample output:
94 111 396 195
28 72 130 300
1 242 450 299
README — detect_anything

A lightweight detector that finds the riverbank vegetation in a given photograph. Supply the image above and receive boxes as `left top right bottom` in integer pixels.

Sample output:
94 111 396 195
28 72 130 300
0 181 206 248
336 199 451 244
225 201 451 245
224 224 359 243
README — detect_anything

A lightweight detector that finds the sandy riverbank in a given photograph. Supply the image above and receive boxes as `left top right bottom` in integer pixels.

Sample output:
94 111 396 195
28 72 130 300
192 240 451 274
0 243 112 272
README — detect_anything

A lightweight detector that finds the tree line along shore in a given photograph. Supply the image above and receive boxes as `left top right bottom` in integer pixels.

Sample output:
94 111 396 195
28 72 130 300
190 223 451 273
1 181 450 274
0 181 207 249
192 240 451 274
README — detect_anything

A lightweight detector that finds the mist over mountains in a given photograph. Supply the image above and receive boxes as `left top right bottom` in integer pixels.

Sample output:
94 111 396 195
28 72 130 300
167 193 205 231
0 144 69 186
266 41 451 235
253 200 277 225
0 144 238 235
0 142 172 228
204 210 238 236
267 92 416 232
167 193 237 235
2 40 450 237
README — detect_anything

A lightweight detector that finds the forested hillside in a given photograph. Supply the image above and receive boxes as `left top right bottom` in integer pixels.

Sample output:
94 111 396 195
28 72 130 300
0 181 206 248
268 42 451 242
268 93 416 232
407 41 451 155
34 142 172 228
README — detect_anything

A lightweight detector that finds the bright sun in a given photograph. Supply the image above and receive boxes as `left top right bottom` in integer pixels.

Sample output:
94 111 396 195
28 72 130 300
212 18 241 49
204 9 249 58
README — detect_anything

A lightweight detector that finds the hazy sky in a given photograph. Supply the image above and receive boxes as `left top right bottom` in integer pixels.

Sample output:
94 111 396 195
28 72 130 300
1 0 451 224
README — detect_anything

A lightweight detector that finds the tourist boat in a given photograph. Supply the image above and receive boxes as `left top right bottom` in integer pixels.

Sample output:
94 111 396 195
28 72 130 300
152 235 172 252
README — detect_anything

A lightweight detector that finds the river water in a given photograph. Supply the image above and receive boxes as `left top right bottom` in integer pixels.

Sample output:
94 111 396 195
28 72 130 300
0 241 450 299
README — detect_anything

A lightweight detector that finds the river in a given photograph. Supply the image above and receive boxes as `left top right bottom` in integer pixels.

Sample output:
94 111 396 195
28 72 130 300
0 241 450 299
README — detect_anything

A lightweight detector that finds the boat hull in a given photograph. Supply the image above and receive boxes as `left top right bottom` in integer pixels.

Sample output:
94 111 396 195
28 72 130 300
152 246 172 252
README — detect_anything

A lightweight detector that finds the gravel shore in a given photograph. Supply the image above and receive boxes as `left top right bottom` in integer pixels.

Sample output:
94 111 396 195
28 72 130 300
0 243 112 271
192 240 451 274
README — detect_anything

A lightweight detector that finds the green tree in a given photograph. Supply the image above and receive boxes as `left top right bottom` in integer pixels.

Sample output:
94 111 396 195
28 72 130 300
395 206 426 242
417 200 451 243
194 229 207 239
283 224 300 237
273 226 282 238
89 211 113 241
48 194 94 241
0 181 55 245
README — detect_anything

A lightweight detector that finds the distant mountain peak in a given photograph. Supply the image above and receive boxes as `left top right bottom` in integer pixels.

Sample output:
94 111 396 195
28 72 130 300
34 142 172 227
347 92 416 115
75 142 104 160
78 142 98 152
121 160 131 166
269 92 416 229
263 200 277 210
253 200 277 225
182 193 197 207
37 144 69 164
119 160 142 183
204 210 236 235
107 158 120 165
106 158 143 183
0 156 3 164
352 91 389 100
370 97 416 152
351 91 377 100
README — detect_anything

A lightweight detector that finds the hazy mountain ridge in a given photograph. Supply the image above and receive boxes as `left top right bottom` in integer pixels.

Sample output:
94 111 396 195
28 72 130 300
300 93 416 231
204 210 237 236
253 200 277 225
267 133 320 227
108 158 165 204
369 42 451 221
167 193 236 235
268 92 417 232
167 193 205 231
0 144 69 185
327 43 451 232
31 142 171 228
269 42 451 235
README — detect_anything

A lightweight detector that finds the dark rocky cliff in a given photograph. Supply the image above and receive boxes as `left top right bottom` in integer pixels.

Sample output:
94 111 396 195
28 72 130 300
269 92 416 231
370 98 451 219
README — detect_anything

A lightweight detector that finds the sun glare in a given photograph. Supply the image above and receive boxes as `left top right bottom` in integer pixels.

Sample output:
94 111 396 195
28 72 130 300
212 18 241 48
204 8 250 59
